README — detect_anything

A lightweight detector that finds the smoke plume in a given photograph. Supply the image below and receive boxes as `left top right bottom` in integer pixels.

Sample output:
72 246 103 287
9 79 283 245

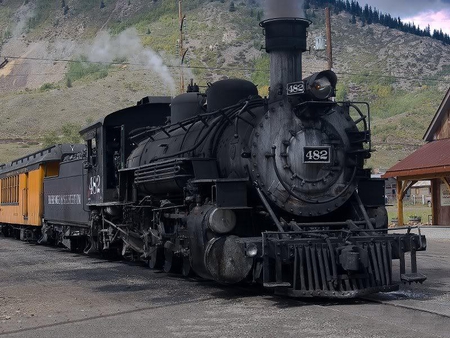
11 2 35 37
84 28 176 95
264 0 305 19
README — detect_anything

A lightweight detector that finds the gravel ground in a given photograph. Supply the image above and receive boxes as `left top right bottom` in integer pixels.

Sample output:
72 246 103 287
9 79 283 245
415 226 450 240
0 232 449 338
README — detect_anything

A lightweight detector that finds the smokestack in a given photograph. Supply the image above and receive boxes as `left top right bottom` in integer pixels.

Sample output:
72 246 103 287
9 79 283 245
260 18 310 101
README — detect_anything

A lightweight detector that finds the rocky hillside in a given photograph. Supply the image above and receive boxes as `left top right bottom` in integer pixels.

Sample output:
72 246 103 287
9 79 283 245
0 0 449 169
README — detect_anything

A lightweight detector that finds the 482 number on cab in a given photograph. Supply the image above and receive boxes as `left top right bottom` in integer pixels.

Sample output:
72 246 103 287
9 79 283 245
287 81 305 96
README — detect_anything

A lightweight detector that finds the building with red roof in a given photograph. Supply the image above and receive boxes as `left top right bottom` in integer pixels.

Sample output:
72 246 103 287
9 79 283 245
383 88 450 225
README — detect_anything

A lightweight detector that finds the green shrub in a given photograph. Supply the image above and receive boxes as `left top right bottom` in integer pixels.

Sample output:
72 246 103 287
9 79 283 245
109 0 210 34
39 83 57 92
66 57 110 83
27 0 55 30
3 27 11 39
250 55 269 87
42 123 83 147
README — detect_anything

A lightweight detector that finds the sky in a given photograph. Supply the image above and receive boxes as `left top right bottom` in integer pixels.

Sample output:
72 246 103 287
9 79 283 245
359 0 450 35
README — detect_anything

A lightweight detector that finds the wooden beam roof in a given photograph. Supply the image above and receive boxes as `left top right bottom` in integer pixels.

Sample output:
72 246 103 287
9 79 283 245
383 138 450 179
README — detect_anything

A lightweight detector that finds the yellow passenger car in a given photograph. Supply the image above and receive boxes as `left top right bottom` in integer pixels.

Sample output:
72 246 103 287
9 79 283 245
0 145 82 240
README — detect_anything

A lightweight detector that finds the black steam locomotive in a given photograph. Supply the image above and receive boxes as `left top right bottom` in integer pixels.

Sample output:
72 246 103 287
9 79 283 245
1 18 426 298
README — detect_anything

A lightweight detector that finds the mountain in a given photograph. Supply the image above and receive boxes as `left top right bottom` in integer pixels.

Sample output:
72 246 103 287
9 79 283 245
0 0 449 170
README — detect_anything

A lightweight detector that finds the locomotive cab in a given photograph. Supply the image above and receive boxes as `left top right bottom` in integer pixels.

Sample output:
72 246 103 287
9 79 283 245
80 96 171 204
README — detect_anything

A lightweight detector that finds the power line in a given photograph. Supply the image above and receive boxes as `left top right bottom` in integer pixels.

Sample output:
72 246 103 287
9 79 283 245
0 54 447 83
0 54 265 72
0 68 445 83
1 70 443 84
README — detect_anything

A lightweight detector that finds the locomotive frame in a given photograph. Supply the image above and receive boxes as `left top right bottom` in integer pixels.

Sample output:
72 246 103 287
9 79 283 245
0 17 427 299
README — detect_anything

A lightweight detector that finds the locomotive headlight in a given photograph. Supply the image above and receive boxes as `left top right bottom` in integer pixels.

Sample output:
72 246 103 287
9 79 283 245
312 77 332 96
304 70 337 100
245 243 258 257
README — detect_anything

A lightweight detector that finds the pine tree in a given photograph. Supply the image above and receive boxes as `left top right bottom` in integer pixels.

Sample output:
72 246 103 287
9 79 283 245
229 1 236 12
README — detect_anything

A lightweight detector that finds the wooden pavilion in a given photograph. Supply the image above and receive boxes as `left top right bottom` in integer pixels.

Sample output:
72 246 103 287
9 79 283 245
383 88 450 226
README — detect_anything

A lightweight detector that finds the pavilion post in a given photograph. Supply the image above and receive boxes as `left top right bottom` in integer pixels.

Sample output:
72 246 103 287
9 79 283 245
396 179 404 226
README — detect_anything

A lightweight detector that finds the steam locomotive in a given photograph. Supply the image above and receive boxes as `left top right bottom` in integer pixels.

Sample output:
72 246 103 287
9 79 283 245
0 18 426 298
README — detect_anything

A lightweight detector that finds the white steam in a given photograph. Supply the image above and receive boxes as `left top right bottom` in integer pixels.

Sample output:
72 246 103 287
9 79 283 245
11 2 35 37
84 28 176 95
264 0 305 19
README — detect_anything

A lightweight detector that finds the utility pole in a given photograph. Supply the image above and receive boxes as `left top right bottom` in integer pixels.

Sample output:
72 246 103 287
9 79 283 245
325 7 333 70
178 0 186 93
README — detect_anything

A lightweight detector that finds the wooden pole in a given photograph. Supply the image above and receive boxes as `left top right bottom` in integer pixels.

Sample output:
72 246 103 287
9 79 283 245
431 179 436 225
396 179 404 226
179 0 185 93
325 7 333 70
397 179 418 226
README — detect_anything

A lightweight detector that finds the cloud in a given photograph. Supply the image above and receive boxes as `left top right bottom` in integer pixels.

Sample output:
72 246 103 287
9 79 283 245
404 9 450 34
359 0 449 18
359 1 450 35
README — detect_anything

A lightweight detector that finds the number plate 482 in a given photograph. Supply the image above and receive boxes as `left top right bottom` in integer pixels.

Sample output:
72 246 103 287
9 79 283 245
303 147 331 163
287 81 305 95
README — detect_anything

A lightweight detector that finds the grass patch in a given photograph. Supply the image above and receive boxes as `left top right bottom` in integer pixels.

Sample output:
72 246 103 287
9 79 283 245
110 0 210 35
367 86 443 150
27 0 56 31
0 142 43 164
251 54 269 87
434 64 450 80
70 0 115 14
0 6 13 32
39 83 58 92
387 204 433 225
372 87 443 119
42 123 83 147
66 57 110 83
